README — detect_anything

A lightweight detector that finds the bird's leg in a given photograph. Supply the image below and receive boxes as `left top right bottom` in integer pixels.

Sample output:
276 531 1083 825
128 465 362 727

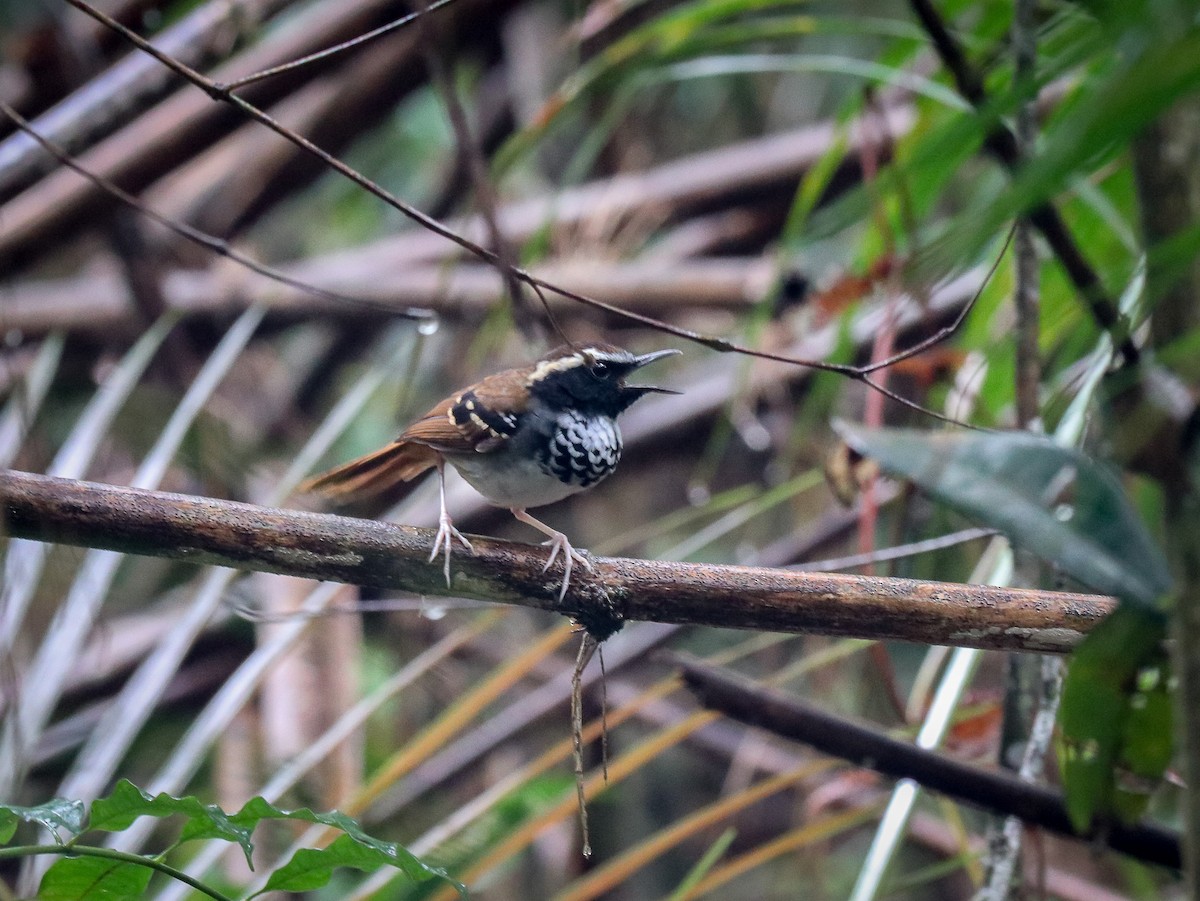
510 508 592 602
430 459 472 586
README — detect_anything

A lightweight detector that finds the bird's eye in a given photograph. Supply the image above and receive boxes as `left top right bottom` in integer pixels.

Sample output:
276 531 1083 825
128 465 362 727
591 361 610 378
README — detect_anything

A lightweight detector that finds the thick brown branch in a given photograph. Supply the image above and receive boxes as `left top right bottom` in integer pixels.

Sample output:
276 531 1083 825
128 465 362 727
0 470 1113 651
0 100 432 323
677 657 1181 870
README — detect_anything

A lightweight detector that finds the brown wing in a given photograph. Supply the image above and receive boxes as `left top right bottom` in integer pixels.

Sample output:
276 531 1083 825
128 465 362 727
400 365 533 454
298 363 532 515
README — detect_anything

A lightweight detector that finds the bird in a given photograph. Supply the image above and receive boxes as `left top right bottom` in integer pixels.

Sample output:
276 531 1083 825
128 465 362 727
300 343 680 600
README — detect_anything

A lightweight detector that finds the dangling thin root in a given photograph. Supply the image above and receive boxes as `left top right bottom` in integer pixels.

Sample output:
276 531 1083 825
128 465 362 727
598 643 609 782
572 632 600 858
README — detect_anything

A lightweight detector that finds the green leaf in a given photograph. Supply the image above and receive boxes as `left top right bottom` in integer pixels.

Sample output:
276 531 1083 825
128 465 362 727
1112 653 1174 823
38 854 153 901
0 798 86 841
1057 605 1168 831
89 780 253 866
258 832 409 894
227 797 464 897
833 424 1172 607
53 784 458 894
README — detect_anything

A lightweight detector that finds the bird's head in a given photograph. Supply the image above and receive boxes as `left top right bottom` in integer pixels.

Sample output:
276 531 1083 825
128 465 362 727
526 343 681 415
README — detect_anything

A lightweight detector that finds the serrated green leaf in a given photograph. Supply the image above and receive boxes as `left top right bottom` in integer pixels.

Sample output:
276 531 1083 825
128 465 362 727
1057 605 1168 832
258 832 397 894
38 854 153 901
0 798 86 841
228 796 464 897
833 425 1172 607
89 780 253 865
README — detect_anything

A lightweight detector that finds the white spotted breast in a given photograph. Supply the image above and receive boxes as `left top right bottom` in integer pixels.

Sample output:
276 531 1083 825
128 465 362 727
536 411 622 488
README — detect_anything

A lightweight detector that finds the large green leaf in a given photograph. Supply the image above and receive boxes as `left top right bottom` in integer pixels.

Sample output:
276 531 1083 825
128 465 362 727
834 425 1175 829
834 424 1172 607
227 797 465 898
38 855 152 901
90 780 252 863
5 783 460 899
257 832 420 895
1057 605 1169 831
1112 650 1174 823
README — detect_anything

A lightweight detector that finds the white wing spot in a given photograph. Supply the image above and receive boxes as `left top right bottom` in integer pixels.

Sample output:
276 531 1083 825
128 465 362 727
468 411 501 437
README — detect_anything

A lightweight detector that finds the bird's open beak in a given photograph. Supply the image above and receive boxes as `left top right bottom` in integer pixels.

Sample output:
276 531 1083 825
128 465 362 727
627 348 682 394
633 348 682 368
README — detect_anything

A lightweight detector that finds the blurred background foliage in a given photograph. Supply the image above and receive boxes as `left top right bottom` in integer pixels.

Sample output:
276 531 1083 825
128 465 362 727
2 0 1199 898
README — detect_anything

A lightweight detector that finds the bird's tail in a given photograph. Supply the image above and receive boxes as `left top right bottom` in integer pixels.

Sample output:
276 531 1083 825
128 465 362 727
298 441 438 517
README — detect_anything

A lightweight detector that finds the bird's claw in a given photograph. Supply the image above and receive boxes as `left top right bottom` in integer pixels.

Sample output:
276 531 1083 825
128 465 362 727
431 513 473 587
541 534 592 601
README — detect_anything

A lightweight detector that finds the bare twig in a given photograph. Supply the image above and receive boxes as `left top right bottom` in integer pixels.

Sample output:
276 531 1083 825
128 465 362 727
0 0 501 268
857 228 1013 377
308 107 915 272
163 13 450 245
910 813 1140 901
220 0 462 91
418 10 544 341
677 657 1181 869
1012 226 1041 427
0 100 433 322
58 0 993 427
0 470 1115 652
1011 0 1042 432
983 4 1051 896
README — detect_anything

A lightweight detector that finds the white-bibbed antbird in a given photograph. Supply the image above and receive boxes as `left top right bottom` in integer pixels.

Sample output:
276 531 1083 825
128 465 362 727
301 343 680 599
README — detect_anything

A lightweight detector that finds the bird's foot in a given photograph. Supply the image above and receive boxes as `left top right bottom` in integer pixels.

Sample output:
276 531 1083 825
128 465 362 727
541 532 593 602
509 508 591 602
430 512 473 587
